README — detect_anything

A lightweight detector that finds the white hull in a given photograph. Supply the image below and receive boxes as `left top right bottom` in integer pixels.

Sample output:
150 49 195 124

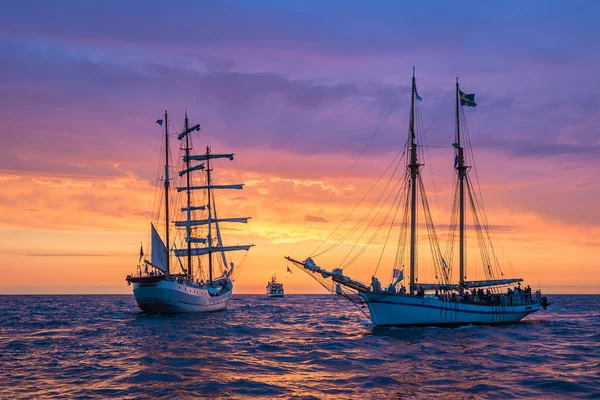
133 279 232 313
360 292 541 326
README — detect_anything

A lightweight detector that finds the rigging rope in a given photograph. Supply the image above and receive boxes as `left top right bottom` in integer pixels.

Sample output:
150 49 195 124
288 82 411 258
374 172 410 276
341 166 405 270
311 146 408 257
461 108 509 279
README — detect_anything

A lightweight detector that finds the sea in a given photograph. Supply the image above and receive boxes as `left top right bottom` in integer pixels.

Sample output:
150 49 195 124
1 294 598 399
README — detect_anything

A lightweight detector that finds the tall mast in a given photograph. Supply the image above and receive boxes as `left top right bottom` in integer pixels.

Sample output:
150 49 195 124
409 67 418 295
184 112 192 280
206 145 214 283
456 78 466 287
164 110 171 275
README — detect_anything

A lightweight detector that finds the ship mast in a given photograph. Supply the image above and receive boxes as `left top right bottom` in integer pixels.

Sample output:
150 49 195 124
455 78 466 287
163 110 171 275
409 67 419 296
184 112 192 280
206 145 214 283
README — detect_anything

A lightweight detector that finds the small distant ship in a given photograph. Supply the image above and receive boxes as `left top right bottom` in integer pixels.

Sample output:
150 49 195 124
126 111 253 313
266 275 284 298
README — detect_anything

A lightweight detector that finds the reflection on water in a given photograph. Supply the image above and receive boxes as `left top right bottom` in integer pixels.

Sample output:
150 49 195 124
0 294 598 398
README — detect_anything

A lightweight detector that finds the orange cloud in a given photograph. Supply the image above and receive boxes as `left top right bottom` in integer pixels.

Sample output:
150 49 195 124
1 144 598 295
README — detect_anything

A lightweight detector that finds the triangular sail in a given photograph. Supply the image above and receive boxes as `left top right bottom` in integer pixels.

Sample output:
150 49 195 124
150 223 168 273
212 193 229 272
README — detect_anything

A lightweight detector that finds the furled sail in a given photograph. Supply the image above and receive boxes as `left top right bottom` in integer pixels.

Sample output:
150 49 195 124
180 205 206 212
150 223 168 273
173 245 254 257
184 153 234 162
176 184 243 192
381 279 524 291
463 278 523 289
179 163 205 176
186 237 207 243
176 124 200 140
174 217 251 227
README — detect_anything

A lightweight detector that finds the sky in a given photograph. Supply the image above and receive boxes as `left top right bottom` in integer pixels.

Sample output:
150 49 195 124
0 0 599 294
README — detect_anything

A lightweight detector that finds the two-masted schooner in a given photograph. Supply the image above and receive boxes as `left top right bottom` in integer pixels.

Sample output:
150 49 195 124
287 70 548 326
126 111 253 313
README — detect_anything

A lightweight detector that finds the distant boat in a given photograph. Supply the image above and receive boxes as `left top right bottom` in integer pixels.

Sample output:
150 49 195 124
287 70 548 326
266 275 284 298
126 111 254 313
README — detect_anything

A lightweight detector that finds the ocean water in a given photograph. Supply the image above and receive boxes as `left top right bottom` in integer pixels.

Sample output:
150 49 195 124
0 294 598 399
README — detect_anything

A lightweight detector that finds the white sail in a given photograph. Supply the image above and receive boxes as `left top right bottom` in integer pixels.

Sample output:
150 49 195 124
184 153 234 162
174 245 254 257
174 217 251 227
176 184 243 192
150 223 168 273
212 196 229 272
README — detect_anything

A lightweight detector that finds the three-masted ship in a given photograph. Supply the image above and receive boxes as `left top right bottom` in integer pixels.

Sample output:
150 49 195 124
287 70 548 326
126 111 253 313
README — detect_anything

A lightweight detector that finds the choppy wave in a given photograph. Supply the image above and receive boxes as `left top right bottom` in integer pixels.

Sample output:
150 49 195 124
0 294 598 399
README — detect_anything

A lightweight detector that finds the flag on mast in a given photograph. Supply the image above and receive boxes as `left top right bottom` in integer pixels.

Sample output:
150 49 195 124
393 268 404 281
413 81 423 101
139 243 144 262
459 91 477 107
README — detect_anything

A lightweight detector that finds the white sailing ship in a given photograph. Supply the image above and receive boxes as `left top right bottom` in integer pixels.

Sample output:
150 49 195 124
287 70 548 326
126 111 253 313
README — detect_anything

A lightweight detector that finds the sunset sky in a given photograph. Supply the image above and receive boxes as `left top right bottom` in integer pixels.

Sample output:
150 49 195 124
1 1 599 294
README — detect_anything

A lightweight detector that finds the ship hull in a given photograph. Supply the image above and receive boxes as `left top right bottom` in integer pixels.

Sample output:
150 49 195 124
360 292 541 326
132 279 232 313
267 292 284 298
